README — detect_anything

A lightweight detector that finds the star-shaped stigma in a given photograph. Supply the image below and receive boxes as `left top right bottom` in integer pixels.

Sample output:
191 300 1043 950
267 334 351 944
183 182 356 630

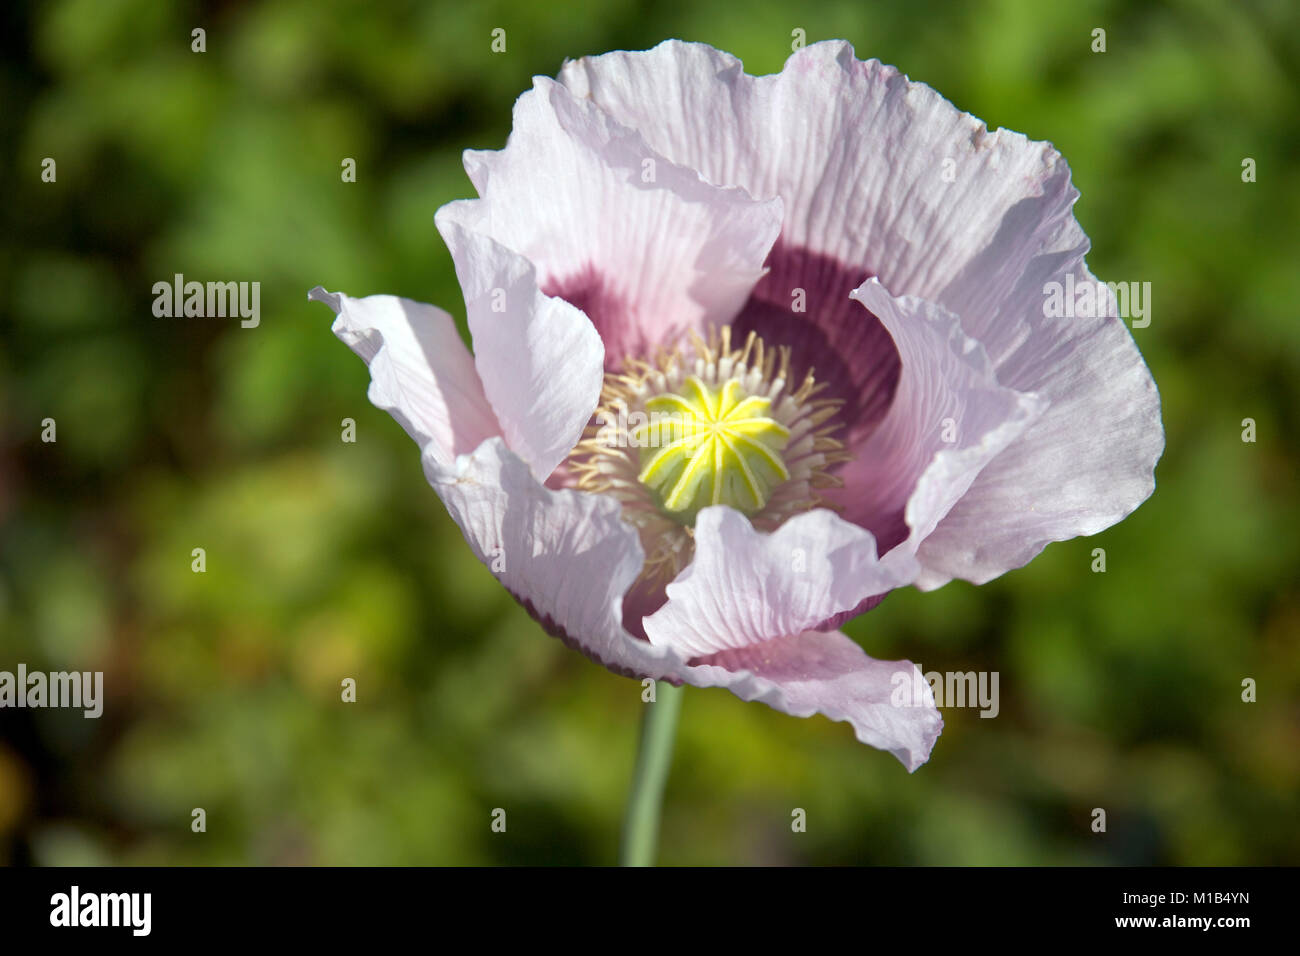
633 376 791 520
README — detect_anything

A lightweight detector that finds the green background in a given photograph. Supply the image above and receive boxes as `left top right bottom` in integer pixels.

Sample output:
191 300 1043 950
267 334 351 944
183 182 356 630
2 0 1297 865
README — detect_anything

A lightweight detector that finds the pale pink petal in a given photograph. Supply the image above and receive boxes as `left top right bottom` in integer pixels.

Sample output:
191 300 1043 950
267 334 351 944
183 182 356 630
440 76 783 366
309 287 500 466
731 243 900 438
427 437 682 680
558 39 1072 301
317 288 937 766
428 440 939 770
429 220 604 482
825 279 1046 552
642 506 920 659
560 40 1163 583
915 263 1164 587
684 631 942 772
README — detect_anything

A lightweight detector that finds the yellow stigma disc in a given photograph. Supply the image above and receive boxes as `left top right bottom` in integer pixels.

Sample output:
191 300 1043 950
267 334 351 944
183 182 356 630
632 376 790 520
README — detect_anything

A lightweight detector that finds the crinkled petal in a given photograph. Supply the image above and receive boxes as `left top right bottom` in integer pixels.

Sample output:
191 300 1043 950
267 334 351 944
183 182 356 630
427 437 682 679
643 506 920 659
558 39 1073 301
310 287 500 466
915 263 1164 586
432 442 939 769
560 40 1163 583
825 279 1046 553
440 76 783 365
430 220 604 481
685 630 942 772
317 295 937 767
732 242 901 438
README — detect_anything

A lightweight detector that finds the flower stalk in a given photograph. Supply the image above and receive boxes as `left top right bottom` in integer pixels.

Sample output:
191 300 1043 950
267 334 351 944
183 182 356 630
619 680 684 866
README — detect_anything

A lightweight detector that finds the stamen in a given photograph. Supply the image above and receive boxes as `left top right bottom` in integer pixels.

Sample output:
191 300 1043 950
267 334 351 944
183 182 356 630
567 325 848 594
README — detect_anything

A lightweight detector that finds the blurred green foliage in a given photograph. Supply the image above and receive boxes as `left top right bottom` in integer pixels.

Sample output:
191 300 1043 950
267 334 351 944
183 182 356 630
1 0 1297 865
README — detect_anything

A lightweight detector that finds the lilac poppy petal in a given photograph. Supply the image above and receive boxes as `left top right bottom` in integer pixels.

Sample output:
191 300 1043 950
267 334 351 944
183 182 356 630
432 442 938 769
914 263 1164 587
731 242 901 439
559 40 1163 586
315 293 675 675
642 506 920 659
825 279 1047 553
316 290 937 767
440 76 783 365
309 287 500 466
431 218 604 481
558 39 1072 301
427 437 685 680
684 630 943 772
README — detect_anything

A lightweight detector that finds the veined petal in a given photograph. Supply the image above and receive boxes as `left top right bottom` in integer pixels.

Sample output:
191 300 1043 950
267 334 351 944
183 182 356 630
560 40 1163 582
432 219 605 482
915 262 1164 587
428 437 682 680
642 506 920 659
829 280 1047 554
440 76 783 366
684 630 942 772
428 439 939 770
558 39 1073 302
310 287 500 466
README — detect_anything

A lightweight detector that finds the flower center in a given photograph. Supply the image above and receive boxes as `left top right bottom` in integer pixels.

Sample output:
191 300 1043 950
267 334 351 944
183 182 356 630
634 376 790 520
565 326 848 596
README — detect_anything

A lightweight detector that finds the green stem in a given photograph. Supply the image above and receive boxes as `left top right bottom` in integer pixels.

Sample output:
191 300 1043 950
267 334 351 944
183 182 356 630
619 680 684 866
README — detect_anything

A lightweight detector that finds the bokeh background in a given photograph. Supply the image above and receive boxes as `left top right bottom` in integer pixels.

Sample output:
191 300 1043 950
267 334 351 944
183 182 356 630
2 0 1297 865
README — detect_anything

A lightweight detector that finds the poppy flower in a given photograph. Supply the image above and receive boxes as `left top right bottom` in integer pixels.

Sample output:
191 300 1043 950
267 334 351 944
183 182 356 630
311 40 1162 771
